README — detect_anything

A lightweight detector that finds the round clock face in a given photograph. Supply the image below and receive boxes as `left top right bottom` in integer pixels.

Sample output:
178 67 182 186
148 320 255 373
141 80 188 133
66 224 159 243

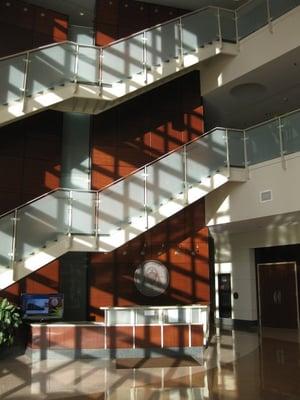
134 260 169 297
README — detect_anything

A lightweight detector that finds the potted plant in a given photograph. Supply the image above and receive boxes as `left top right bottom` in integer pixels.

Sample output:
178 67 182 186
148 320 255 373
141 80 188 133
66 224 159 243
0 297 22 349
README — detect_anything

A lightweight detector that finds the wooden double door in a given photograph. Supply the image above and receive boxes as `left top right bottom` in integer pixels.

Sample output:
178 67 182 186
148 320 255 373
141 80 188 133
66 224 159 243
257 262 300 329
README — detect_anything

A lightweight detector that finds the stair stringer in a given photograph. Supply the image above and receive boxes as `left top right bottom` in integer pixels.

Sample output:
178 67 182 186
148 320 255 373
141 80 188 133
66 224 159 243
0 167 247 290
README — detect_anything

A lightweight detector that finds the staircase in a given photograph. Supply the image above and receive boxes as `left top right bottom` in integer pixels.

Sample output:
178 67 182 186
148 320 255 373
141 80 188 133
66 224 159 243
0 6 239 127
0 127 247 290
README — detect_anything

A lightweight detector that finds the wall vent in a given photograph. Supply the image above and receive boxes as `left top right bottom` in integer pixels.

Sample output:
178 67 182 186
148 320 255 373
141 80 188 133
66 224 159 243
260 190 272 203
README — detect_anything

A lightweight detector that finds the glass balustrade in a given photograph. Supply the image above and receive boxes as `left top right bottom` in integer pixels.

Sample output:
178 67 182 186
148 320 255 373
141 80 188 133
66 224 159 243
15 190 69 261
227 130 245 167
186 129 228 188
1 1 300 107
181 8 219 54
246 120 281 165
77 46 100 84
269 0 300 20
146 20 180 67
2 106 300 272
237 0 268 39
146 149 185 214
219 9 237 43
71 191 97 235
281 111 300 155
0 54 26 106
102 34 144 85
26 43 76 97
0 212 14 269
98 172 145 235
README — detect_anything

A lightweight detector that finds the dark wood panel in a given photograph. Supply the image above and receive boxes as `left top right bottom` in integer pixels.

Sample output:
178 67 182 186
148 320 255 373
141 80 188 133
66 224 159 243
135 325 161 348
106 326 134 348
163 325 190 347
191 325 204 347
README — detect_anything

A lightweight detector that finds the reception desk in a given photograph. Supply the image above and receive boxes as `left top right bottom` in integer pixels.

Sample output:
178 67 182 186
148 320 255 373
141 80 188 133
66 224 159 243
27 305 209 361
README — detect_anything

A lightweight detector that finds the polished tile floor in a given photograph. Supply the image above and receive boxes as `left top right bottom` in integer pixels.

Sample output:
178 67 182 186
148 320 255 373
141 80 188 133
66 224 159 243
0 327 300 399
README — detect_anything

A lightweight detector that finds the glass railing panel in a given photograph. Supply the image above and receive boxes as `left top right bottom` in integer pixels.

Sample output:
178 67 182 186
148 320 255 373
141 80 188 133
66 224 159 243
71 191 96 235
191 307 201 324
269 0 300 20
107 309 132 325
181 8 219 54
102 33 144 85
228 130 245 167
0 212 14 269
98 172 145 234
0 54 25 106
27 43 76 97
15 190 69 261
146 20 180 67
281 111 300 155
163 308 191 324
237 0 268 39
246 120 281 165
136 309 160 325
77 46 99 84
219 9 237 43
146 149 185 214
186 129 227 187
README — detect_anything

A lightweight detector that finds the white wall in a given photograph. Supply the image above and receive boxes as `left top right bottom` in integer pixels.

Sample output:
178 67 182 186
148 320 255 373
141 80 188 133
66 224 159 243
211 223 300 321
207 152 300 321
206 152 300 226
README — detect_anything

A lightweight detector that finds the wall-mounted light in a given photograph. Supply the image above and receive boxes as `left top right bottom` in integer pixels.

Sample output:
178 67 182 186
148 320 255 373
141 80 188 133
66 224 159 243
79 11 85 16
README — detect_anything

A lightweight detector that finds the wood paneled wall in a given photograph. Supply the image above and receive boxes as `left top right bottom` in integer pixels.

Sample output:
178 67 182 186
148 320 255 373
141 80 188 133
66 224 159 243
0 0 68 57
91 71 204 188
0 110 63 214
89 201 210 321
95 0 187 46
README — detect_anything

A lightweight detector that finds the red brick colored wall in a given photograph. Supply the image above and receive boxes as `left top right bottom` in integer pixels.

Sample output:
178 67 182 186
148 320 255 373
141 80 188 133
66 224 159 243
0 111 63 215
95 0 187 46
0 0 68 57
89 201 210 321
91 71 203 188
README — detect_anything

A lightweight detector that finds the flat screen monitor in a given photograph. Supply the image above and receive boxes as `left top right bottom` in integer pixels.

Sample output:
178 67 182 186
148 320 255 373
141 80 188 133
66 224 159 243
21 293 64 321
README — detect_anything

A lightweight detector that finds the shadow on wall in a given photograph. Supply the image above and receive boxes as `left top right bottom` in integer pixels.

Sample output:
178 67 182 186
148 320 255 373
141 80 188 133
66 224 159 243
89 199 210 321
91 71 204 188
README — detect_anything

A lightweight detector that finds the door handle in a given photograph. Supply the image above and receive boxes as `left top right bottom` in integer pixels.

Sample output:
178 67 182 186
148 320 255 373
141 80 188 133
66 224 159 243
277 290 282 305
273 290 278 304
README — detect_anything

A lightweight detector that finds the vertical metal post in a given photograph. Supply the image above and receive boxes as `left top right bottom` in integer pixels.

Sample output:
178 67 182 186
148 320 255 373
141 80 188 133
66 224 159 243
278 117 286 170
266 0 273 33
21 51 30 113
73 43 80 94
144 166 148 230
243 130 250 180
99 47 104 96
225 129 230 178
142 31 148 84
217 8 223 48
10 209 18 271
234 10 240 50
178 17 184 68
67 191 73 243
183 144 188 205
94 192 100 250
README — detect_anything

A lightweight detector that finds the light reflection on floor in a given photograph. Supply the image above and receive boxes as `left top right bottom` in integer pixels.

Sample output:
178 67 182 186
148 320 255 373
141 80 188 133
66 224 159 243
0 328 299 399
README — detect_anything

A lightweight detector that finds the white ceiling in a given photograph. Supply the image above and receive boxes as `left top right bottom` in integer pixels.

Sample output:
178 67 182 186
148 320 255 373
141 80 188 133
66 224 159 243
204 46 300 129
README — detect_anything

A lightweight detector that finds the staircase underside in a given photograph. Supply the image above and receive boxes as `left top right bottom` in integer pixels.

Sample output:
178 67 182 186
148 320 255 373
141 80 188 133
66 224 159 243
0 42 237 127
0 166 246 290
